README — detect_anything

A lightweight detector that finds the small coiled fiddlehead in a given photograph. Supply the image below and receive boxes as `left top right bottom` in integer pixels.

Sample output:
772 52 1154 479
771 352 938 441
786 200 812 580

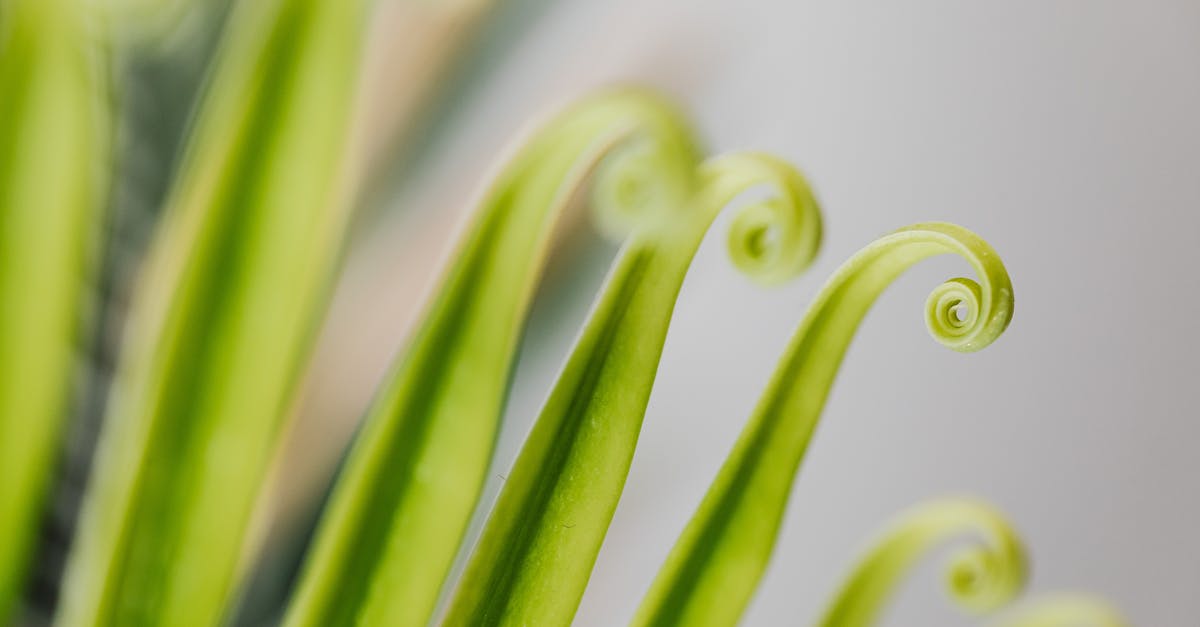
635 222 1015 627
441 151 822 626
992 595 1129 627
818 497 1027 627
282 89 706 627
700 152 823 285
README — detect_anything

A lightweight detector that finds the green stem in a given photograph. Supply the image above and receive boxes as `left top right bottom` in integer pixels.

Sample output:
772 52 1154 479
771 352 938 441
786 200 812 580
635 222 1015 627
282 89 704 627
442 152 822 626
818 498 1026 627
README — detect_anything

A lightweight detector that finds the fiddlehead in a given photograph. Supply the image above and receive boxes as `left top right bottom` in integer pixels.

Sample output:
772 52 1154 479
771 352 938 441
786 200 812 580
695 152 823 284
992 594 1129 627
588 130 696 239
818 498 1027 627
590 145 823 278
283 88 707 627
442 151 822 626
635 222 1014 627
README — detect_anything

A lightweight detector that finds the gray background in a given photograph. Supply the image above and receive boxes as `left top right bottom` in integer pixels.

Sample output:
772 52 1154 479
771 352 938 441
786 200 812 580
320 1 1199 625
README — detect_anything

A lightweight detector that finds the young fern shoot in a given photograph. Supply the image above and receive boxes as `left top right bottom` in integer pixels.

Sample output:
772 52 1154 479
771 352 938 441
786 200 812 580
635 222 1015 627
283 89 704 627
0 0 107 618
442 153 822 626
818 497 1027 627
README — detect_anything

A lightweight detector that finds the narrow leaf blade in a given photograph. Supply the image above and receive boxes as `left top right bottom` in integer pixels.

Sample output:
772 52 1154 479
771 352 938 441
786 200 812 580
0 0 107 619
59 1 366 624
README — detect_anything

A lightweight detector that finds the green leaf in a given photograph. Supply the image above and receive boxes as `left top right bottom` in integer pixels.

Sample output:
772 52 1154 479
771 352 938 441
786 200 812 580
57 0 366 624
442 152 822 626
0 0 107 619
817 497 1026 627
992 594 1129 627
282 89 705 627
634 222 1015 627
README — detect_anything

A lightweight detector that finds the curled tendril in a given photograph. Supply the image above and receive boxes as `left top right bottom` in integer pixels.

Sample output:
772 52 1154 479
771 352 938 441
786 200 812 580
913 229 1013 352
591 144 826 288
635 222 1015 627
818 498 1028 627
441 150 822 626
590 134 695 238
593 142 822 284
791 220 1015 359
511 87 701 244
801 222 1014 355
946 541 1017 610
594 149 822 281
695 152 824 284
607 149 825 282
992 595 1130 627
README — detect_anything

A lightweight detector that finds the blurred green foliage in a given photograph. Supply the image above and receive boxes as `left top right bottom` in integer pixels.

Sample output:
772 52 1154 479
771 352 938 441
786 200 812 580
57 0 366 624
0 0 107 619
